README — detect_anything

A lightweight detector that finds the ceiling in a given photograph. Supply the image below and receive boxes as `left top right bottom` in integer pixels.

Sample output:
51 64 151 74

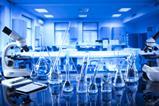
8 0 159 22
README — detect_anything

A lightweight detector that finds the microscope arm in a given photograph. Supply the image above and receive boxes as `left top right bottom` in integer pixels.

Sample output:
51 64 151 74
152 31 159 40
2 42 18 68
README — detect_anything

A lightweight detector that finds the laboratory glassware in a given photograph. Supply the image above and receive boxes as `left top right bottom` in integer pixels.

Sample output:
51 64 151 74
62 56 73 93
88 62 98 94
101 73 112 93
48 57 62 85
125 54 139 83
77 56 89 93
113 65 125 89
33 56 49 82
30 64 38 80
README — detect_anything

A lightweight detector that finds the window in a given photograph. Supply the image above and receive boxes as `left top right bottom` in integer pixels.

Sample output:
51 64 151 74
82 22 98 44
22 15 32 46
54 22 69 46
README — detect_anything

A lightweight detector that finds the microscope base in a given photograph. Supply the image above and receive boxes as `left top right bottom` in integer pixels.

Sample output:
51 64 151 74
3 69 30 78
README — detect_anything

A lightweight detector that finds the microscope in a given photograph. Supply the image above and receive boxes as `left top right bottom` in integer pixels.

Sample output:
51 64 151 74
142 31 159 81
2 26 30 78
144 31 159 52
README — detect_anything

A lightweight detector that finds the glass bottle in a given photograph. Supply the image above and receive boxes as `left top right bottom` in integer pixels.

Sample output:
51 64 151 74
77 61 88 93
62 56 73 93
125 54 139 84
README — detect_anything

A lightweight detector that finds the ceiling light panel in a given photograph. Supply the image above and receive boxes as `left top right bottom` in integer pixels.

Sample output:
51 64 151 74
112 14 121 17
44 14 54 18
35 8 48 13
118 8 131 12
78 14 87 18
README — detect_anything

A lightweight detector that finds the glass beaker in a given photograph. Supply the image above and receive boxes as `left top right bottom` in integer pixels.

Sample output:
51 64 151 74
48 58 62 85
125 54 139 83
62 56 73 93
77 59 88 93
101 73 112 93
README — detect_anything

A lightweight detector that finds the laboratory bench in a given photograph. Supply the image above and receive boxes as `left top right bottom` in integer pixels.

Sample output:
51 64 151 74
0 73 159 106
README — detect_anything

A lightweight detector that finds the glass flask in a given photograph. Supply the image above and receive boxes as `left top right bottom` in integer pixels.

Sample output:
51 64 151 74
88 64 98 94
62 56 73 93
32 56 49 82
48 58 62 85
77 59 88 93
30 64 38 80
113 66 125 88
125 54 139 83
101 73 112 93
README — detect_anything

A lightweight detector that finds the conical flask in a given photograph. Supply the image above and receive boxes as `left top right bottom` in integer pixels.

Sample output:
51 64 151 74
77 57 88 93
48 58 62 85
88 63 98 94
34 56 49 82
62 56 73 93
30 64 38 80
125 54 139 83
101 73 112 93
113 66 125 88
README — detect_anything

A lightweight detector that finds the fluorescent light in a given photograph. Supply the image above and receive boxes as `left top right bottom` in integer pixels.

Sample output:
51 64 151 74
38 19 44 25
35 8 48 13
78 14 87 18
44 14 54 18
119 8 131 12
112 14 121 17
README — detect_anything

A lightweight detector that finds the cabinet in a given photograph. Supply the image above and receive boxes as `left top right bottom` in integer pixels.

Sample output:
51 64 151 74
128 33 147 49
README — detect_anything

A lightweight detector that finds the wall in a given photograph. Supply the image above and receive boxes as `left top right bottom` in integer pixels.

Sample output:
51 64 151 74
0 0 11 51
125 11 159 37
43 19 125 46
0 0 42 51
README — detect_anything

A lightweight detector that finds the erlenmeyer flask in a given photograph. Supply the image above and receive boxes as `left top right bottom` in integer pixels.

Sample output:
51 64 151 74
48 58 62 85
62 56 73 93
101 73 112 93
113 66 125 88
88 63 98 94
35 57 49 81
125 54 139 83
77 58 88 93
30 64 38 80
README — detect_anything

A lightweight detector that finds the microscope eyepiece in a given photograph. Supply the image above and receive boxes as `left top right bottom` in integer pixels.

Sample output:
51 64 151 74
2 26 12 35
